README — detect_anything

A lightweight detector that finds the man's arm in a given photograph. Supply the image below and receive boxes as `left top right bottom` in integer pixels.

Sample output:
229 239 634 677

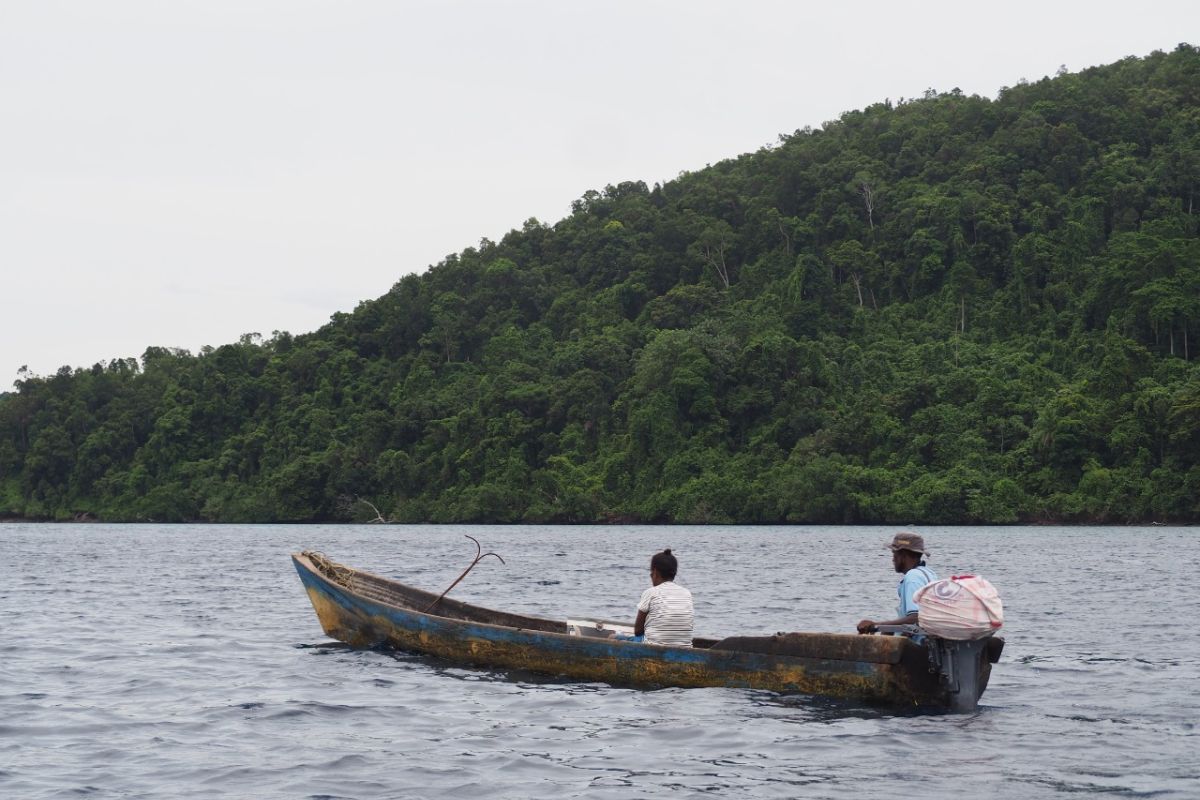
634 609 648 636
856 612 918 634
858 570 928 633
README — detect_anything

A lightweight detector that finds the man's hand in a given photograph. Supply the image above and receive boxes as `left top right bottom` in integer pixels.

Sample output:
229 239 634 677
856 619 878 635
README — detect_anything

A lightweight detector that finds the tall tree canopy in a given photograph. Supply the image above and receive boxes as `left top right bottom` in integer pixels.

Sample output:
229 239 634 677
4 46 1200 523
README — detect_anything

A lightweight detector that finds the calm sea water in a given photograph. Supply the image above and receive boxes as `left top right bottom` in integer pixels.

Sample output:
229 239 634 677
1 523 1196 799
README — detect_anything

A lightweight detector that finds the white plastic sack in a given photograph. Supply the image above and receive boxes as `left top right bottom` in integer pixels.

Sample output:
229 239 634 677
915 575 1004 640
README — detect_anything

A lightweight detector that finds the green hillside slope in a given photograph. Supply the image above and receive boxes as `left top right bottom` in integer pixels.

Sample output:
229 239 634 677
3 45 1199 523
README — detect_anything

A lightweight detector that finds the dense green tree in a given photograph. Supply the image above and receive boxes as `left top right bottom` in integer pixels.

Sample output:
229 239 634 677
2 46 1199 523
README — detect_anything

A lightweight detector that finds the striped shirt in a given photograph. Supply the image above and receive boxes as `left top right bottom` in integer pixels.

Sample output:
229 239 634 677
638 581 694 647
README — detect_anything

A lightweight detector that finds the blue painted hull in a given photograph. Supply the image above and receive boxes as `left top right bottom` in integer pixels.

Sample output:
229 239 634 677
292 552 967 706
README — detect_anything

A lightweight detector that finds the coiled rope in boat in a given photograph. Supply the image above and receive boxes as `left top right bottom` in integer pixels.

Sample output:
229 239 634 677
302 550 357 591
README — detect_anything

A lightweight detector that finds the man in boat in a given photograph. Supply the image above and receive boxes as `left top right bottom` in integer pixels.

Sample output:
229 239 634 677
633 548 694 647
857 533 938 635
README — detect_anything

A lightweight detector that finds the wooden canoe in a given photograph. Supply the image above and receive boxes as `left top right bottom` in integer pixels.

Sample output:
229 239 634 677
292 551 997 710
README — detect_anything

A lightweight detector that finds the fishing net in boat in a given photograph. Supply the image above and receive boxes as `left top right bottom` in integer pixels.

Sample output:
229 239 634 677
915 575 1004 640
302 550 357 590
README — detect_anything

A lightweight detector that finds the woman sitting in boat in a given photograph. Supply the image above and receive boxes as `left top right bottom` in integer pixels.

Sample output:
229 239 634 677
633 548 694 647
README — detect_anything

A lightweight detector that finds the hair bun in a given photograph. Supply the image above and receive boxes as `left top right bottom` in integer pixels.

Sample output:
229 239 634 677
663 548 672 555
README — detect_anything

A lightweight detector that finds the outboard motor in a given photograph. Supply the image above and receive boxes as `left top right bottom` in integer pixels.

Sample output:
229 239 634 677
925 634 1004 713
876 624 1005 712
914 574 1006 712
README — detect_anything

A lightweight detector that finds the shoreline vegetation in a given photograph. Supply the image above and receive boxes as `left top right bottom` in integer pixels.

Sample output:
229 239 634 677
0 518 1189 526
3 46 1199 526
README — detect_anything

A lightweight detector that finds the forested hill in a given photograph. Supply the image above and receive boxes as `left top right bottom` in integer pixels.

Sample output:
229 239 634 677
4 46 1200 524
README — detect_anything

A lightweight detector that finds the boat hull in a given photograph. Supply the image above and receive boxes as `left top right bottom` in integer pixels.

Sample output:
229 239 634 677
292 553 987 708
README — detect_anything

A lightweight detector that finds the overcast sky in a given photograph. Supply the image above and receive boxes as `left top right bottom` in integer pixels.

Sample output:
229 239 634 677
2 1 1196 386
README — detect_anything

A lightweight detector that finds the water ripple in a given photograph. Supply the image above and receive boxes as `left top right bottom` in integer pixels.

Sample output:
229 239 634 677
1 523 1198 799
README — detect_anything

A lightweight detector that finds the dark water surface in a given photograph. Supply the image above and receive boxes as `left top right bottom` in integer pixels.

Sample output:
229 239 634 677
2 524 1196 799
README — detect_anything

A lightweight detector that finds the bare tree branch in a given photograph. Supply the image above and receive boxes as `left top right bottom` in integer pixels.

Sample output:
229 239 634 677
337 494 390 523
700 243 731 289
859 180 875 232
